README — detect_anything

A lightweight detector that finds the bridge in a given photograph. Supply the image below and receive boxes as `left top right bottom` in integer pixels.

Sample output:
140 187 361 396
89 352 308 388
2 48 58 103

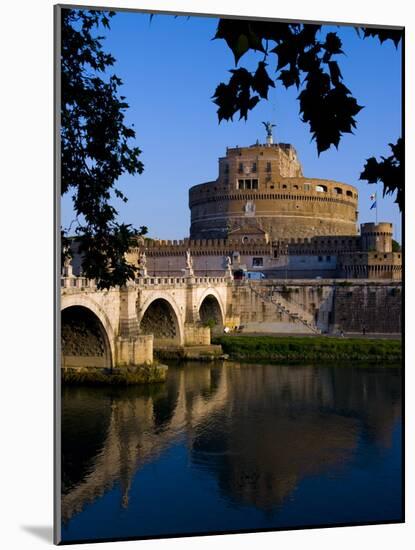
61 269 400 369
61 274 235 369
61 269 334 369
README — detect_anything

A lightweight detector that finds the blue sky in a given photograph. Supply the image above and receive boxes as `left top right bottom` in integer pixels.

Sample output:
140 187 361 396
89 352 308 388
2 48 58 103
61 11 402 241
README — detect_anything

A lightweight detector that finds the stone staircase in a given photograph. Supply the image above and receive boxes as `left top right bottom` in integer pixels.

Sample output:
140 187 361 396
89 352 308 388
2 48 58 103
248 283 320 334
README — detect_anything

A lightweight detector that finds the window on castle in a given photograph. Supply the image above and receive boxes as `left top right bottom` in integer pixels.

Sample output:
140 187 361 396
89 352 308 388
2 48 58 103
238 162 244 173
266 162 271 172
293 185 299 190
333 187 343 194
346 190 353 197
252 162 257 172
282 184 287 189
238 178 258 190
224 163 229 173
326 256 331 261
304 183 310 191
315 185 328 192
318 256 323 262
252 257 264 267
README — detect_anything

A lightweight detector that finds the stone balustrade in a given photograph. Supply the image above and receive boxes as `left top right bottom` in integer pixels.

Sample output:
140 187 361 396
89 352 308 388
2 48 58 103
61 275 229 290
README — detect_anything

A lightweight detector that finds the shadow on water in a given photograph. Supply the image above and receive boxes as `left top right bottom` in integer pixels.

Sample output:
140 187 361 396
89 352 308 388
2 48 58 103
60 361 402 541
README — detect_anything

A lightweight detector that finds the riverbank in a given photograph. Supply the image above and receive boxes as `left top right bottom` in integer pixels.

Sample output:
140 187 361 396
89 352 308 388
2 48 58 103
61 364 168 386
213 335 402 363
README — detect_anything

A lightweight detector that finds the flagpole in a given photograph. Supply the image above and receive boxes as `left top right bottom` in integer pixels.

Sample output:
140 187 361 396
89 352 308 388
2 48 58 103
376 184 378 224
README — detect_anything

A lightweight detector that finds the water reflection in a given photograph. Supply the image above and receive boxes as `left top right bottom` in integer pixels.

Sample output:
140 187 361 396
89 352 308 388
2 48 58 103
61 362 402 539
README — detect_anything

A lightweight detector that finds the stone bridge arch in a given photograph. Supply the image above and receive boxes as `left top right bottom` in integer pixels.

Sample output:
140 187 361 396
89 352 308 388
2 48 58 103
61 294 116 368
197 288 225 334
137 293 184 347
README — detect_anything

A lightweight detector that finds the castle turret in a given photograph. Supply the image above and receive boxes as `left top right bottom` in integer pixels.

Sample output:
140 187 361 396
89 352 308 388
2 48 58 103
360 222 393 253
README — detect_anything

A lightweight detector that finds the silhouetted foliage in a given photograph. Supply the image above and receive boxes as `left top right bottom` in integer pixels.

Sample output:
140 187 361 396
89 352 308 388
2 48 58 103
213 20 403 209
359 27 402 47
360 139 403 209
392 239 401 252
61 9 145 289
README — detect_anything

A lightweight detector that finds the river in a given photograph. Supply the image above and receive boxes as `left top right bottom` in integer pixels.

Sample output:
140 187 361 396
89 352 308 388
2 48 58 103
60 361 402 543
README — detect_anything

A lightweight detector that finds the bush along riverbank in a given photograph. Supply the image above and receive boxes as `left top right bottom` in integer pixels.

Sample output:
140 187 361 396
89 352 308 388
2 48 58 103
61 364 168 386
212 335 402 364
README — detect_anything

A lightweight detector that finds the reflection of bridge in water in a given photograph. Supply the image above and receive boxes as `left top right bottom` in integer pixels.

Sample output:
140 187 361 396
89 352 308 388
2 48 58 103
61 363 401 522
61 364 229 521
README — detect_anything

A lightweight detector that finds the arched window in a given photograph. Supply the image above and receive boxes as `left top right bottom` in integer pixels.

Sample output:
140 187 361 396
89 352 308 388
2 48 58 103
315 185 327 192
333 187 343 194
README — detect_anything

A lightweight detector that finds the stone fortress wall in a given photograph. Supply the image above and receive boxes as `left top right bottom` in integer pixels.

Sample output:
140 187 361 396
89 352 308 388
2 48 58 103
189 143 359 240
126 220 401 281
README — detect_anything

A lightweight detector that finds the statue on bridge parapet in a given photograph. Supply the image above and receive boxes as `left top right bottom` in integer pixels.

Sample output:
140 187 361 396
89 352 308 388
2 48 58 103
185 249 195 278
62 244 74 278
225 256 234 280
137 251 148 278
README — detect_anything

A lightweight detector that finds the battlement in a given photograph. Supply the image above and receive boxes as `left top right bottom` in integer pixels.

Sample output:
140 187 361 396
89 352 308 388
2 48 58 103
224 142 300 158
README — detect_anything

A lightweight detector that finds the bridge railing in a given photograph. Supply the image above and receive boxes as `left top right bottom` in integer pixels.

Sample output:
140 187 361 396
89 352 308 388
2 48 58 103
135 276 228 286
61 275 229 290
61 276 97 289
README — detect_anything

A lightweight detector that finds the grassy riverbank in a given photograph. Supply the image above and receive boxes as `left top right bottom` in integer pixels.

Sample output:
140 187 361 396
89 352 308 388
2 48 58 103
62 365 168 386
212 335 402 363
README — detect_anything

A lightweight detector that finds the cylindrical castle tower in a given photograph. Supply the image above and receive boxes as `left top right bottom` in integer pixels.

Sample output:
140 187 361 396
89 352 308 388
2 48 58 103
189 142 359 241
360 222 393 252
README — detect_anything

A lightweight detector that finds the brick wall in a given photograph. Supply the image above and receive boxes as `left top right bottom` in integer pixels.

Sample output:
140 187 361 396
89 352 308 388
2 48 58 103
332 284 402 333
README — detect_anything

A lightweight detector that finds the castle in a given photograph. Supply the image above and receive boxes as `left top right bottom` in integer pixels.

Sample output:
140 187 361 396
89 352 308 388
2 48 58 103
128 128 401 281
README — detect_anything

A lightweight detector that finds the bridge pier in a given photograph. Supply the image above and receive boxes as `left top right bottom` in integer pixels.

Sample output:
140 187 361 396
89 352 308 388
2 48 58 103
183 324 211 346
184 281 202 324
114 334 153 367
116 284 154 365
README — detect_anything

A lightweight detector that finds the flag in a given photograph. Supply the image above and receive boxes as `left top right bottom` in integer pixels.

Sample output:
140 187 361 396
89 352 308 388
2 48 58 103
370 201 377 210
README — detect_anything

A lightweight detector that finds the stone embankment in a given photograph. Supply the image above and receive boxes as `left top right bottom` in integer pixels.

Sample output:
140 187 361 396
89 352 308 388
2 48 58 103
62 364 168 386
